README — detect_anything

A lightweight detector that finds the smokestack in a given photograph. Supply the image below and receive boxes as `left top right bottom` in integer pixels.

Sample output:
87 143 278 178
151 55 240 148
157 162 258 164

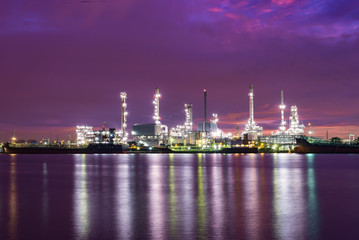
204 89 207 122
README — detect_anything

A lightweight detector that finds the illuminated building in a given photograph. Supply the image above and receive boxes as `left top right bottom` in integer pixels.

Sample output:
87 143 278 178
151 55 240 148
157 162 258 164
259 92 305 149
76 125 123 145
171 104 193 137
170 103 198 145
197 90 222 139
132 88 168 146
76 126 94 145
272 91 304 137
75 91 129 145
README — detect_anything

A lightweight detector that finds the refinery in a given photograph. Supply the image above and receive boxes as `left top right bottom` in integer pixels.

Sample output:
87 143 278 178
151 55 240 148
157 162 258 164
2 84 359 154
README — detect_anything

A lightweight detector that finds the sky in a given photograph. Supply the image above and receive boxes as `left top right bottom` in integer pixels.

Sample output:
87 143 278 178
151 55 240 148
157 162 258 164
1 0 359 141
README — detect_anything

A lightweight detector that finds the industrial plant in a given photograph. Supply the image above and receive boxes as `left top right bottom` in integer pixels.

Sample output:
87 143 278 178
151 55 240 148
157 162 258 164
75 91 129 146
71 84 309 152
1 84 317 154
3 82 359 154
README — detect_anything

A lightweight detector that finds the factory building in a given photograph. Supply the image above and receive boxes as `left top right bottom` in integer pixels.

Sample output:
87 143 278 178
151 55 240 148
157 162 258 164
170 104 197 145
197 90 222 139
76 126 95 145
76 92 129 145
132 123 163 146
75 85 308 150
131 88 169 146
259 90 305 150
170 89 223 148
76 125 121 145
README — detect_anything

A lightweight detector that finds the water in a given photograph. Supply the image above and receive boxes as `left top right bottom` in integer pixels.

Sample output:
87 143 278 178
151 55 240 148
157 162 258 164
1 153 359 240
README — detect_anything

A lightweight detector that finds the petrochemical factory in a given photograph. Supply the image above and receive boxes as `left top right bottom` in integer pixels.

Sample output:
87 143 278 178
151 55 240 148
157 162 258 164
75 84 307 152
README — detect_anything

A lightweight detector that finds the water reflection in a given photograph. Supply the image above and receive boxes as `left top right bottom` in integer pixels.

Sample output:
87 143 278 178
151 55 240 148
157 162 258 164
115 155 133 239
8 155 17 240
0 153 327 239
306 154 320 239
243 154 260 240
210 155 224 238
178 154 195 238
73 154 90 239
43 162 48 226
168 154 177 238
149 155 166 240
196 153 207 239
273 154 306 239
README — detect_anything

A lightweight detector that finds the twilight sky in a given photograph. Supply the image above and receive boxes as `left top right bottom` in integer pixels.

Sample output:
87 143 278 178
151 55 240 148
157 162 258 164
1 0 359 141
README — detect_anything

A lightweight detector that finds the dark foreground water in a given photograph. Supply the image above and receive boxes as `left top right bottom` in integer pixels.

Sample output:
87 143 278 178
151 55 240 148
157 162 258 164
1 153 359 240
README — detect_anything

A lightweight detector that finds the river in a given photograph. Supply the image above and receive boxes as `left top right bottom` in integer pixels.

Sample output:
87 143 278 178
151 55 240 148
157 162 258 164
1 153 359 239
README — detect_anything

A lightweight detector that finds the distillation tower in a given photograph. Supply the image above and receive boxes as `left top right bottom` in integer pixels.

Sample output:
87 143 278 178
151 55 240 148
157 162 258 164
286 106 305 135
243 84 263 140
184 104 193 134
260 90 305 147
153 88 161 126
170 104 193 138
132 88 168 146
279 90 286 133
120 92 128 142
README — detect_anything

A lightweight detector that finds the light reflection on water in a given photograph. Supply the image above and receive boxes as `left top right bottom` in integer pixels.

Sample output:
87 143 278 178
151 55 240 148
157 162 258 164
149 155 166 240
8 155 17 240
115 154 133 239
42 162 48 227
168 154 177 239
306 154 320 239
244 154 260 240
4 153 359 239
178 154 195 238
210 155 224 239
273 154 306 239
196 153 207 240
73 154 90 239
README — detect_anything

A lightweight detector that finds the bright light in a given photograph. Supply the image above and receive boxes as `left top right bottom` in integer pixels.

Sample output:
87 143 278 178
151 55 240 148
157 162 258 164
153 88 161 126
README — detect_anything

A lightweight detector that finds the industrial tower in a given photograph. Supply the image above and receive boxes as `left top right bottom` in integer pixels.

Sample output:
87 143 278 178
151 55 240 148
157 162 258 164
286 106 305 135
243 84 263 140
204 89 207 122
279 90 286 133
120 92 128 142
153 88 161 126
184 104 193 133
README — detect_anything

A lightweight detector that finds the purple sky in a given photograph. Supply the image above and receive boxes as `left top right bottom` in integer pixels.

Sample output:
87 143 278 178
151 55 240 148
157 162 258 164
1 0 359 141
